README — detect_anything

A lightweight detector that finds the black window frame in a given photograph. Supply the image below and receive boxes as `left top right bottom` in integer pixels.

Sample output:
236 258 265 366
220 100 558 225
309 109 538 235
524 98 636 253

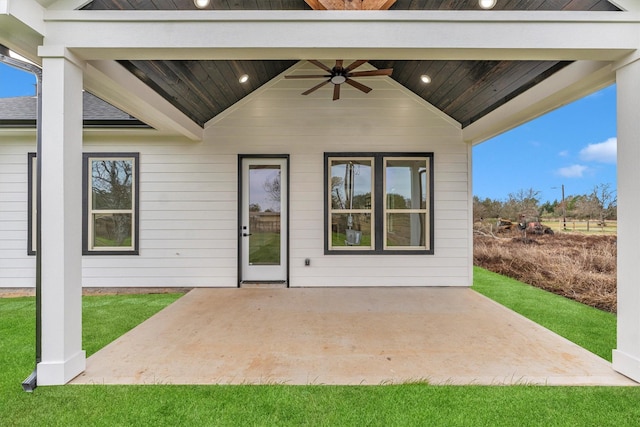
27 152 36 255
324 152 434 255
82 152 140 256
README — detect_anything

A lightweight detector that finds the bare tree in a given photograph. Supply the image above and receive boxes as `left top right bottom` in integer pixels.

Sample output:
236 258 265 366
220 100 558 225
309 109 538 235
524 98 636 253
502 188 541 220
263 172 281 203
92 160 133 246
331 176 345 209
573 195 599 220
473 196 502 221
591 183 617 225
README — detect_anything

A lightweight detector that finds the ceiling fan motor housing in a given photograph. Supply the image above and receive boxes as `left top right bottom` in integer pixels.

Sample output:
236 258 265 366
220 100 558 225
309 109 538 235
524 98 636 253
284 60 393 100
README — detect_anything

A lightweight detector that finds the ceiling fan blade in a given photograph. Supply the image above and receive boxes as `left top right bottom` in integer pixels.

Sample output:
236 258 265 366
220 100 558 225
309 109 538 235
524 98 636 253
308 60 332 73
348 69 393 77
345 60 368 73
302 79 331 95
285 74 331 79
333 84 340 101
335 60 343 69
345 78 373 94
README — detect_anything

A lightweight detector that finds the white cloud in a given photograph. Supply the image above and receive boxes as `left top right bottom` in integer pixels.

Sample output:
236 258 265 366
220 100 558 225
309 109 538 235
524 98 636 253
558 150 569 157
579 137 617 164
557 164 588 178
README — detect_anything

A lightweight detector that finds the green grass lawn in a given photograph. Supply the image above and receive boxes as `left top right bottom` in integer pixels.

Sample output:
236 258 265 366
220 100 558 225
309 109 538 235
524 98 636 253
1 278 640 426
473 266 616 362
332 231 372 247
249 232 281 264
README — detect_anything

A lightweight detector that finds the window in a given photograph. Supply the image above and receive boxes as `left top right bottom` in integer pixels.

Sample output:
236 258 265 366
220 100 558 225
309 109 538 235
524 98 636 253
325 152 433 254
327 157 375 250
384 158 430 250
27 153 36 255
83 153 139 255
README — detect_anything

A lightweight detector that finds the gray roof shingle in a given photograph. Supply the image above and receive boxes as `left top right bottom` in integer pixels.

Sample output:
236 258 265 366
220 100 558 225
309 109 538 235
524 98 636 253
0 92 148 128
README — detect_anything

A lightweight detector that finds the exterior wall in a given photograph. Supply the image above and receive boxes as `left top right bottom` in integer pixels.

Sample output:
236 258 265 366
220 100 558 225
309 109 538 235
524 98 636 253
0 66 471 288
0 134 35 287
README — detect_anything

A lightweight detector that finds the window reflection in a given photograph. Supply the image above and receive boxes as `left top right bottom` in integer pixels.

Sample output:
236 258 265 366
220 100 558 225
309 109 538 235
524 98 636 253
328 158 374 250
385 159 427 210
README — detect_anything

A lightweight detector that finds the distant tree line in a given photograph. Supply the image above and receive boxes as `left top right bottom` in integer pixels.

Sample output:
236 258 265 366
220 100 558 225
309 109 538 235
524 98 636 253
474 183 617 224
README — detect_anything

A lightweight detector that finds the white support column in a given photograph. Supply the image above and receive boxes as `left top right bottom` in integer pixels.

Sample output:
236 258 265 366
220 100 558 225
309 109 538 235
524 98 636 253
613 57 640 383
36 49 85 385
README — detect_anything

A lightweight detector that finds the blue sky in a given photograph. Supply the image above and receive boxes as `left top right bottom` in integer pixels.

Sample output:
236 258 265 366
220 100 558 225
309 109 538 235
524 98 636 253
1 62 617 203
473 84 617 203
0 62 36 97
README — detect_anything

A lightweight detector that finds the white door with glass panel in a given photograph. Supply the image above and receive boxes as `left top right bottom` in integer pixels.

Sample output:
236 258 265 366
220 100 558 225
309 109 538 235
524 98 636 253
240 157 287 283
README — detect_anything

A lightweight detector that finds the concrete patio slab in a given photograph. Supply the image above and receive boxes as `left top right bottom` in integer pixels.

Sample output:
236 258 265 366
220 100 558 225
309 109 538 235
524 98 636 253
71 287 636 386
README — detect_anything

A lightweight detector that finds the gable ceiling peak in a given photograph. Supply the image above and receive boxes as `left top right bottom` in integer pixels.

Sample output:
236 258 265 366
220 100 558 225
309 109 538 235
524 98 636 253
304 0 396 10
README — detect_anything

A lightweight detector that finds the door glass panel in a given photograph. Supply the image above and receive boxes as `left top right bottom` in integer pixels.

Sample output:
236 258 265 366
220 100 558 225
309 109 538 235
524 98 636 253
248 165 281 265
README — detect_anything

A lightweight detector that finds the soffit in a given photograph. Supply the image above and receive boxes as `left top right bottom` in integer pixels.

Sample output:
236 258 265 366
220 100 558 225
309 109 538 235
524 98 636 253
81 1 621 128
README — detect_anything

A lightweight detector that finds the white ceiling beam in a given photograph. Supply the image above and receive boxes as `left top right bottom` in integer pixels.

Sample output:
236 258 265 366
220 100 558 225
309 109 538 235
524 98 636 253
2 0 46 34
41 10 640 62
462 60 615 145
84 60 204 141
0 0 45 61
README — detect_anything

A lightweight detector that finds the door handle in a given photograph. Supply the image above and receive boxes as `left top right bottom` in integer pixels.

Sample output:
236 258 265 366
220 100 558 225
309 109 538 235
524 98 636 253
243 233 252 237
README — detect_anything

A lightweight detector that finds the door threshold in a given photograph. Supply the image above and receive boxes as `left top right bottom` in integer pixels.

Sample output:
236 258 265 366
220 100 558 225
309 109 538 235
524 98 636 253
240 281 287 289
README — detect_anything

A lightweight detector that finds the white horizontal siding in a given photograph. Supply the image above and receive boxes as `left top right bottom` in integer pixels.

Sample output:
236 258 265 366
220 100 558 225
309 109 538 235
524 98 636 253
0 138 35 287
236 69 471 288
82 277 235 287
0 248 31 259
0 66 471 289
139 239 234 250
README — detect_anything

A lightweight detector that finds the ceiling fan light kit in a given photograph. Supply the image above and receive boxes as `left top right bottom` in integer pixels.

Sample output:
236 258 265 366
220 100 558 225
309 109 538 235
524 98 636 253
331 75 347 85
285 60 393 101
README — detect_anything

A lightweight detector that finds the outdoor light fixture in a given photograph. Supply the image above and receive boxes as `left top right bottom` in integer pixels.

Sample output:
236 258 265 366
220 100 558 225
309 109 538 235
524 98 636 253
239 74 249 83
479 0 497 9
420 74 431 84
194 0 210 8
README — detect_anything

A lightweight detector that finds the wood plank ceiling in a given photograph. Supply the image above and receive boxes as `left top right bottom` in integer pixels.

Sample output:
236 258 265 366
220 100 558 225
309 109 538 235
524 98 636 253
83 0 620 128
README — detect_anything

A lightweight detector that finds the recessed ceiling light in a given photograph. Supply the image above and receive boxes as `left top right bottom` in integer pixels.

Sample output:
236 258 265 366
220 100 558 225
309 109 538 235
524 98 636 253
479 0 497 9
194 0 210 9
239 74 249 84
420 74 431 84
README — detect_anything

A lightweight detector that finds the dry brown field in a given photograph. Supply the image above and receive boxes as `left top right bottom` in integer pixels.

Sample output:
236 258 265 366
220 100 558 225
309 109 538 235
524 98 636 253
474 226 616 313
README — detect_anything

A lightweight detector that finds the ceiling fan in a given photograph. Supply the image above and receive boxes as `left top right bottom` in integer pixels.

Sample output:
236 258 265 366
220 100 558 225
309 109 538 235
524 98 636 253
284 60 393 101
